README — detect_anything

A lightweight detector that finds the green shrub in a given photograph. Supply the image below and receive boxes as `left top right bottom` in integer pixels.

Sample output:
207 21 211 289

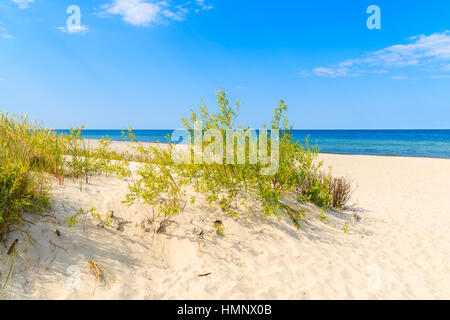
328 176 352 208
120 129 190 217
0 113 123 237
0 113 56 237
120 90 351 227
64 127 98 183
0 162 50 238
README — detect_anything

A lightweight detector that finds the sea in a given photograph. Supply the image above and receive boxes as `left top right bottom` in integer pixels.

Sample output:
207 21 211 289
54 129 450 159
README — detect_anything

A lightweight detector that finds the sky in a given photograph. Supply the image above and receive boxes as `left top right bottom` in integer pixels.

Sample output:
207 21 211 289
1 0 450 129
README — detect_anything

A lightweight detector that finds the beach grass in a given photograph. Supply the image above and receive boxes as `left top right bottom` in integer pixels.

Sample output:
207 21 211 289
0 114 121 239
0 113 55 240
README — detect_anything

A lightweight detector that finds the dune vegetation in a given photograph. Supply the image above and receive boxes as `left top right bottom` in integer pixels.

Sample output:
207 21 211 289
0 90 351 242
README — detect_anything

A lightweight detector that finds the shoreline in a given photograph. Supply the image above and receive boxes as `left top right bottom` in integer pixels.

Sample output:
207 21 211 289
85 139 450 162
320 151 450 161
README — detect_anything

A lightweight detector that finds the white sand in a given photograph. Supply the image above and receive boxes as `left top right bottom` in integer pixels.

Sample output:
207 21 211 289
1 147 449 299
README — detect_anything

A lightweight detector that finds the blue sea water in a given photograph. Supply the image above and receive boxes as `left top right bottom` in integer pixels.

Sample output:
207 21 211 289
55 129 450 159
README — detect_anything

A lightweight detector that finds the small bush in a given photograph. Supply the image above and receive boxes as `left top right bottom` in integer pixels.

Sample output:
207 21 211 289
297 173 352 208
64 127 99 183
0 114 56 237
328 176 352 208
0 161 51 240
297 173 333 208
0 113 126 237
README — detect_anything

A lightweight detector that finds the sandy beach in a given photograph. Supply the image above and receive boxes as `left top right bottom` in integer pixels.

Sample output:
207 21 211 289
4 0 450 304
1 143 449 300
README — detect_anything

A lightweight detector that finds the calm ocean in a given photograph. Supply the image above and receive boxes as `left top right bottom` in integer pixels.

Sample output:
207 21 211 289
55 129 450 159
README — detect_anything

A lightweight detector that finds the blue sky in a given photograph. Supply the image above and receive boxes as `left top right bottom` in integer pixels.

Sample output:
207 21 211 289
1 0 450 129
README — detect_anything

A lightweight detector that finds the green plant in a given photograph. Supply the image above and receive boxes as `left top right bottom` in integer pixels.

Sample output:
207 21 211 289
213 220 224 235
120 129 190 218
65 208 85 228
342 222 350 233
66 207 114 228
0 89 352 240
121 89 350 228
0 113 54 237
318 209 330 224
91 209 114 228
0 112 125 238
91 137 119 176
64 127 100 184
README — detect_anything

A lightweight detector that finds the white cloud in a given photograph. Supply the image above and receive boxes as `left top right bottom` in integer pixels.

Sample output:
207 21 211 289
309 31 450 78
312 66 356 78
100 0 212 26
56 25 90 35
11 0 34 9
102 0 162 26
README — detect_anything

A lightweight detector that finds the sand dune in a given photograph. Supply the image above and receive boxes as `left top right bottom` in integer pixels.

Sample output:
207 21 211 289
1 151 449 299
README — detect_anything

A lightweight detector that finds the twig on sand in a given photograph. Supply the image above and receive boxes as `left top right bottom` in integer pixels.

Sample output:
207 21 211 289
21 218 35 225
19 230 35 253
7 239 18 256
198 272 212 277
45 240 67 271
49 240 68 253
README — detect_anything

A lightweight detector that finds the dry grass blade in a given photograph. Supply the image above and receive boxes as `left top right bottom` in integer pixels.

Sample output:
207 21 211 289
1 247 16 293
88 260 104 283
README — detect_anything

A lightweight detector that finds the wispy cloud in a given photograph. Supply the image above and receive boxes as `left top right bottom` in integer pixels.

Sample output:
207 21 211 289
305 31 450 78
194 0 213 12
100 0 212 27
11 0 34 9
390 75 408 80
55 25 90 35
0 26 14 39
160 2 189 22
431 75 450 79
